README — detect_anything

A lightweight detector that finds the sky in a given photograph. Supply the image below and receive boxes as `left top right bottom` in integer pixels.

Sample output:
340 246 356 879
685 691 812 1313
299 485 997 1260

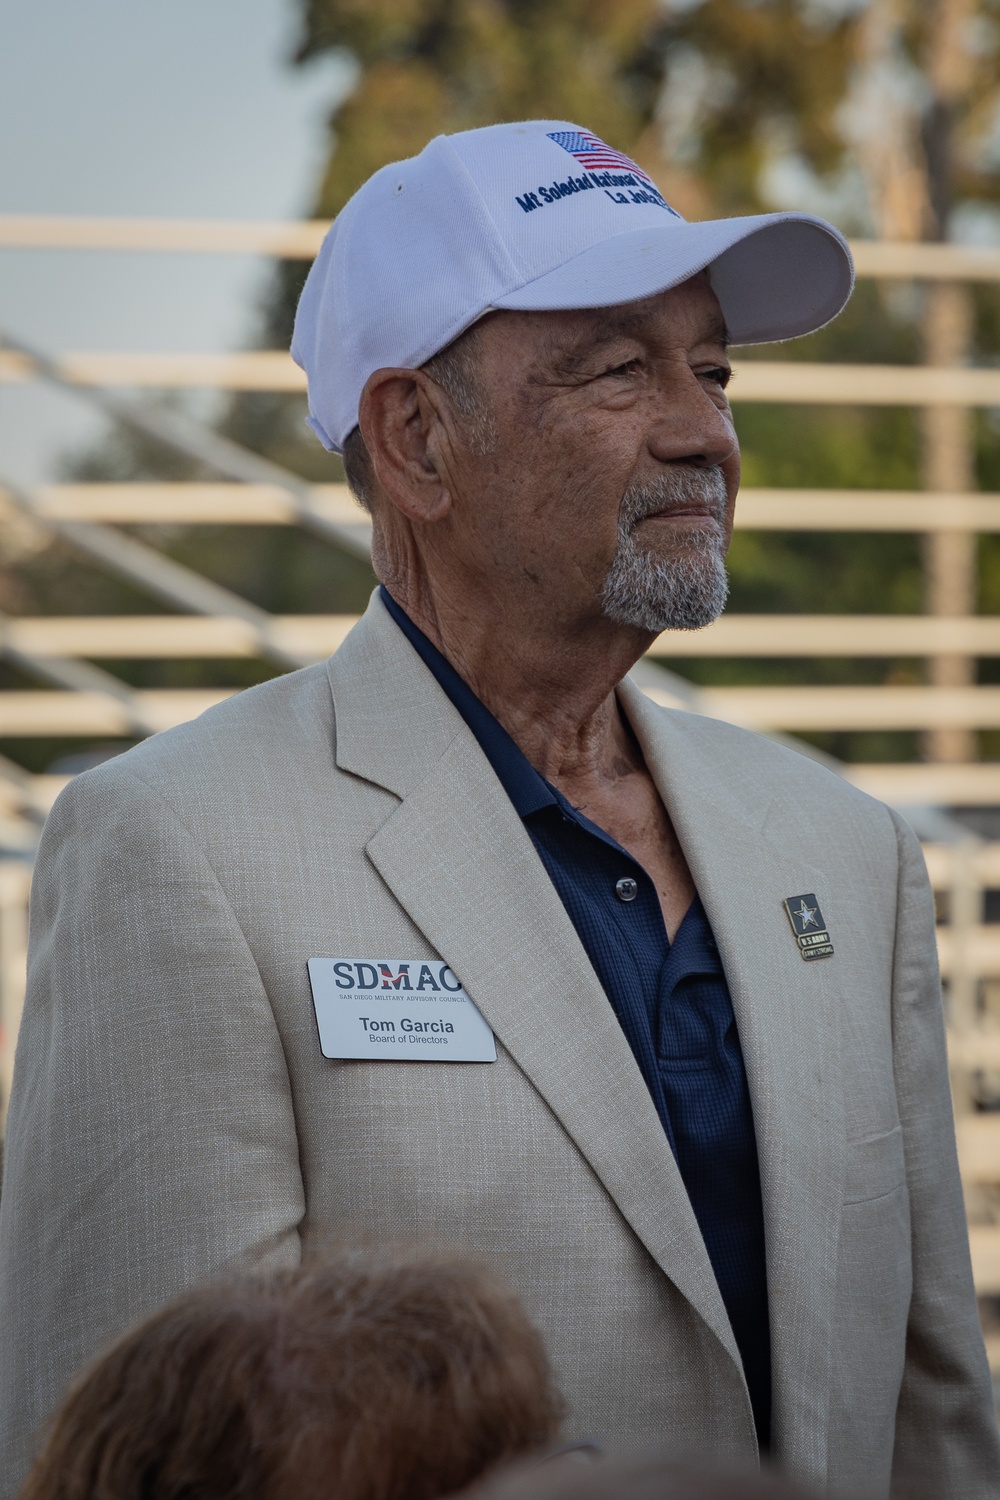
0 0 351 483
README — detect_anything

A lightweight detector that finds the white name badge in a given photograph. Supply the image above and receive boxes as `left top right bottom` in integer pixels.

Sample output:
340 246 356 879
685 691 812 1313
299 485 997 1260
307 957 497 1063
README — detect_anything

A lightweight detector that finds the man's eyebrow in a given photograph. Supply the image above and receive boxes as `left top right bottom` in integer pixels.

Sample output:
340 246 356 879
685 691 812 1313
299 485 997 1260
548 314 653 369
707 315 731 350
552 307 731 365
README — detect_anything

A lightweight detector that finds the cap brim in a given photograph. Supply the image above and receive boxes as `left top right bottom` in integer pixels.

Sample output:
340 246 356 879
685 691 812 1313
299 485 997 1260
491 212 854 344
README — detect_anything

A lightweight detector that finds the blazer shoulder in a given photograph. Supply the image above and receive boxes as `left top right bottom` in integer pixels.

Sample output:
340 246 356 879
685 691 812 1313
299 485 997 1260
644 695 898 822
50 663 337 819
648 694 841 776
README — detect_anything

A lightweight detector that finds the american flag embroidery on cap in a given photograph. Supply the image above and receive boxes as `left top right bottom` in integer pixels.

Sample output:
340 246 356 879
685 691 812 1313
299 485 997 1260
547 130 655 186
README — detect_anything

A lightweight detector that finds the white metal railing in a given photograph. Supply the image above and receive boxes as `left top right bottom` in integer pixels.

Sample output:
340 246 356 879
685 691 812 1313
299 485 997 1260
1 217 998 280
2 611 1000 659
4 216 1000 1309
5 349 1000 407
1 223 998 764
9 481 1000 531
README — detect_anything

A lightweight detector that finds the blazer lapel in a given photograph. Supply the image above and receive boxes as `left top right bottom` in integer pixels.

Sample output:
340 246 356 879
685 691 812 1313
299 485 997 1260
620 679 847 1476
327 598 744 1379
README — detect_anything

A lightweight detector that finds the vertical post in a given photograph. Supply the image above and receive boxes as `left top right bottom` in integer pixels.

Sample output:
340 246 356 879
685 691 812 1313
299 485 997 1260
948 835 982 1117
921 281 976 764
921 0 977 765
0 861 29 1138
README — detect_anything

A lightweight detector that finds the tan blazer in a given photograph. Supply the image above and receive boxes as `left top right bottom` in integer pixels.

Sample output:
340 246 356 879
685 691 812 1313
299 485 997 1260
0 593 996 1498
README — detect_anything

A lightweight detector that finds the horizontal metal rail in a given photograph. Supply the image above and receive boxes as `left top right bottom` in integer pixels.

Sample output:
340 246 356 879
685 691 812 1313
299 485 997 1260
2 217 1000 282
0 333 373 562
0 464 332 731
5 612 1000 659
0 348 303 391
5 214 1000 1295
0 689 232 736
642 683 1000 731
736 490 1000 532
7 682 1000 736
732 362 1000 407
0 216 331 256
0 621 162 737
6 761 997 818
1 477 315 672
652 616 1000 656
8 349 1000 407
12 482 1000 534
923 843 1000 886
0 668 696 737
937 925 1000 978
7 758 1000 815
850 765 1000 806
0 348 997 407
0 615 358 659
12 481 369 529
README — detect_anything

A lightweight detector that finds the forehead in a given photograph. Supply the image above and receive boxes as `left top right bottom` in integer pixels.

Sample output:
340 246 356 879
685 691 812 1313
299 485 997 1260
573 276 728 345
476 275 729 369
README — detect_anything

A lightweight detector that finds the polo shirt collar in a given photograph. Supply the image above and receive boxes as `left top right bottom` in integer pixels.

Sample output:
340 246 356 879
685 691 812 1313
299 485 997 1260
379 586 556 818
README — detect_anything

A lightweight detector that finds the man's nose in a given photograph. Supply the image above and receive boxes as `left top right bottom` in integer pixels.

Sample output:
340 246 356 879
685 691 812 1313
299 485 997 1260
646 369 738 469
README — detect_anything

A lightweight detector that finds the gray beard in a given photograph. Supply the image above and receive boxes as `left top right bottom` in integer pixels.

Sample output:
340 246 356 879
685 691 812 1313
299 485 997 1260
601 467 730 633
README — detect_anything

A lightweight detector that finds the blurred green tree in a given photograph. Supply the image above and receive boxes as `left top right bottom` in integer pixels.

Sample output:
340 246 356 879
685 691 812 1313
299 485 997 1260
21 0 1000 775
262 0 669 344
298 0 664 217
267 0 859 340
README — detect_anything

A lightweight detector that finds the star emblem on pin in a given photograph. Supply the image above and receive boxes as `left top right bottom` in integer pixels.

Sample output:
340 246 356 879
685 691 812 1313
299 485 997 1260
782 893 834 960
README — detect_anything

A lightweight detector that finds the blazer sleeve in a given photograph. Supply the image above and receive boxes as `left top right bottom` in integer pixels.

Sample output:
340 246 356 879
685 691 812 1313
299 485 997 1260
0 764 305 1500
888 808 1000 1495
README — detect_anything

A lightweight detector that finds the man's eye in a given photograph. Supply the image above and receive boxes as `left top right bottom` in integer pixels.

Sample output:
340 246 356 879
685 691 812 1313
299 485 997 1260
703 366 732 389
602 359 642 379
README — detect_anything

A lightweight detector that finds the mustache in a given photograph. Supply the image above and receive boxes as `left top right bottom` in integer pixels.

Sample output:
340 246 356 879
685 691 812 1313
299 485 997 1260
618 467 729 531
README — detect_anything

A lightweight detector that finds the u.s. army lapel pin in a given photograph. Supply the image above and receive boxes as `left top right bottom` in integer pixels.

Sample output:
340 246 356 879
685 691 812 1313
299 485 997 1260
783 894 835 961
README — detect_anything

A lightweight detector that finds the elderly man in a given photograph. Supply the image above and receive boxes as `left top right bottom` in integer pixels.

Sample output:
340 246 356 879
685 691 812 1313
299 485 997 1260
0 122 996 1498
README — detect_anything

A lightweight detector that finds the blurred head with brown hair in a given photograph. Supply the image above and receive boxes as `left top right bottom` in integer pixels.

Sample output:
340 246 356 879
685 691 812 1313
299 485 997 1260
19 1244 564 1500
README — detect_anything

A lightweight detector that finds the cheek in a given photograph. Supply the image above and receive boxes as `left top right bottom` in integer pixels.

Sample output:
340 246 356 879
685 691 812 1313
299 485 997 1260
481 402 636 567
530 459 629 573
519 431 632 525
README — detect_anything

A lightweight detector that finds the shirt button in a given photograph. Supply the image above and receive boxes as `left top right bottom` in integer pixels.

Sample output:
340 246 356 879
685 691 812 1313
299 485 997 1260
615 877 638 903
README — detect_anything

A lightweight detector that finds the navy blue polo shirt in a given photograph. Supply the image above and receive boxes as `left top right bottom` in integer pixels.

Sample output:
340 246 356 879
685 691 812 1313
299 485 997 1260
380 587 771 1447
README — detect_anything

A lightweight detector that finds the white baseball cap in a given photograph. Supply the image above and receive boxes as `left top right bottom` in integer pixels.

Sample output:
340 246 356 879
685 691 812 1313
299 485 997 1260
292 119 854 454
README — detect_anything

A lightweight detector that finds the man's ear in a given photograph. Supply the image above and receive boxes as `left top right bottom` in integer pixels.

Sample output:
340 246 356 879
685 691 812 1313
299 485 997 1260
358 368 453 524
